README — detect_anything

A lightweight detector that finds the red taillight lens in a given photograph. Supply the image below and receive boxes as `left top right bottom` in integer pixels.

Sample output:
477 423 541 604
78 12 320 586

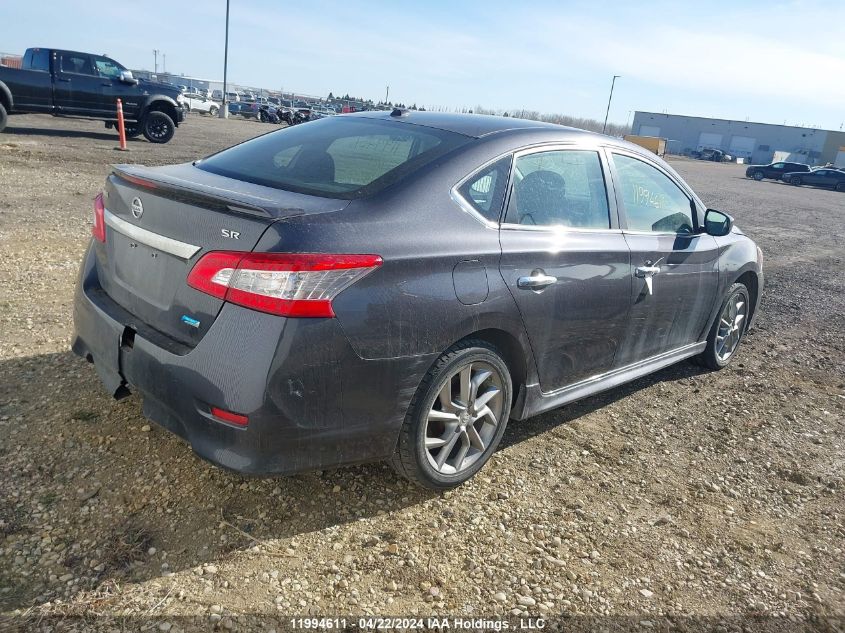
210 406 248 426
92 193 106 243
187 251 383 318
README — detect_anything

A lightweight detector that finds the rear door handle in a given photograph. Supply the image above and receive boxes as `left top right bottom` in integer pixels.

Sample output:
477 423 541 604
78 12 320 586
517 272 557 290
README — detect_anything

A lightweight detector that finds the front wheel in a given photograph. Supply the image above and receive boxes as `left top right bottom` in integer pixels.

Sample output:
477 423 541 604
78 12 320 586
790 176 802 186
696 283 750 370
209 105 219 117
391 340 512 489
0 102 7 133
753 171 764 181
142 111 175 144
836 183 845 192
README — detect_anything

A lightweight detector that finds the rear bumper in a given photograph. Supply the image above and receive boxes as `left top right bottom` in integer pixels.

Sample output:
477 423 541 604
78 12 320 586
71 242 432 475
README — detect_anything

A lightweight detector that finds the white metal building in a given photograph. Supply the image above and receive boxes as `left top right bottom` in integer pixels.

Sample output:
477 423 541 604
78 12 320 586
632 112 845 166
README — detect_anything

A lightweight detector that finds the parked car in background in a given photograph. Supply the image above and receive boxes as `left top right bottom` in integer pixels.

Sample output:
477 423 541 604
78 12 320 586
693 148 732 162
0 47 184 142
226 92 240 102
211 90 223 101
227 102 250 116
73 112 763 488
783 167 845 191
745 161 810 181
182 92 219 116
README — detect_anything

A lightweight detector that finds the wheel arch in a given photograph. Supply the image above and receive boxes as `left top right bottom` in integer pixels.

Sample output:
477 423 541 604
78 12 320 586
0 81 12 111
735 269 760 327
452 327 536 418
141 96 180 125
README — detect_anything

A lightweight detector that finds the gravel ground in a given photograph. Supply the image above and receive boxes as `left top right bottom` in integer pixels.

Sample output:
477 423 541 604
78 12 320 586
0 114 843 631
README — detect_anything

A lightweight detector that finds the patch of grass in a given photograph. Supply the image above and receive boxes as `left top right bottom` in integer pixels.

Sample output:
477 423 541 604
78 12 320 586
101 519 153 573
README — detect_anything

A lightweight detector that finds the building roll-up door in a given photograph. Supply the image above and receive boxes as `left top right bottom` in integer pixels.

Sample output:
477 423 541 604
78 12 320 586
639 125 661 137
729 136 756 159
697 132 723 151
835 148 845 168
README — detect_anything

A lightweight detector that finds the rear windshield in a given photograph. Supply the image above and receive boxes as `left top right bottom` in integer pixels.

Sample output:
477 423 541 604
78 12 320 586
197 117 470 199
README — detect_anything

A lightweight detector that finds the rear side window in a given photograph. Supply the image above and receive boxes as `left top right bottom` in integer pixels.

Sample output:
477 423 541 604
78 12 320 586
504 150 610 228
612 153 694 234
59 52 94 76
456 156 512 222
198 117 470 199
25 49 50 71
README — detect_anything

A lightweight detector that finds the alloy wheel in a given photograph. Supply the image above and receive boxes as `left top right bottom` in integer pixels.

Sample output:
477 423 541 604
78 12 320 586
716 293 747 362
148 120 170 140
424 361 504 475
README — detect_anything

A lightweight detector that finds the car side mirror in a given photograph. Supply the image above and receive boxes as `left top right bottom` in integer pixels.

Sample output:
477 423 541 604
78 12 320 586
119 70 138 85
704 209 733 237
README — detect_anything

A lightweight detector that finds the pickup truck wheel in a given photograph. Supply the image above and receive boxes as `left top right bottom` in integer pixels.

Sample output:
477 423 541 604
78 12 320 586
0 103 7 133
209 105 219 116
142 111 175 144
123 122 143 138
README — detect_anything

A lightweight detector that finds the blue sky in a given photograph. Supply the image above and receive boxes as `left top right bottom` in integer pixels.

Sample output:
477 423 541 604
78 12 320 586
3 0 844 129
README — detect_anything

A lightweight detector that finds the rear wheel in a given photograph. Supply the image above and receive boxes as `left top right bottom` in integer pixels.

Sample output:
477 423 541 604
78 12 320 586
142 111 175 144
123 122 143 138
836 182 845 192
696 283 750 370
209 105 219 116
391 340 512 489
791 176 803 186
0 102 7 133
753 171 764 181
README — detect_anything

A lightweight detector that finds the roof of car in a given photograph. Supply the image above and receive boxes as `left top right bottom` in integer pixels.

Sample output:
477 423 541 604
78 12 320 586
346 110 578 139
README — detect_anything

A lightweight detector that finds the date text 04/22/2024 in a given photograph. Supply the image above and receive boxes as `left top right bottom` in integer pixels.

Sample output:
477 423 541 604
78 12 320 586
289 617 547 630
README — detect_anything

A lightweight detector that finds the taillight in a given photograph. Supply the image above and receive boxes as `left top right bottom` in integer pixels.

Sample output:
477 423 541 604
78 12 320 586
92 193 106 242
187 251 383 318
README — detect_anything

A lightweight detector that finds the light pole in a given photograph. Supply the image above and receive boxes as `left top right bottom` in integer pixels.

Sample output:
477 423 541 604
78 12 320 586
385 85 390 105
602 75 621 134
219 0 230 119
153 49 159 74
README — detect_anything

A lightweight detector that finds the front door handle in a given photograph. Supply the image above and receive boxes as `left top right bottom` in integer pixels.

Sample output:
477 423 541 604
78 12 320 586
517 271 557 290
635 265 661 277
635 265 660 296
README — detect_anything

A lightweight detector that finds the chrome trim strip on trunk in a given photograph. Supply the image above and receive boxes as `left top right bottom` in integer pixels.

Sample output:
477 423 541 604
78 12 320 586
104 209 201 260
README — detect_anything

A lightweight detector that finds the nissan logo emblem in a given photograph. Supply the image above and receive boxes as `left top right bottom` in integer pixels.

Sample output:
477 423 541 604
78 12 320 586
131 197 144 219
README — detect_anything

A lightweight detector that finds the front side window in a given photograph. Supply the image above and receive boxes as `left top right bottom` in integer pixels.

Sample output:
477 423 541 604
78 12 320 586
198 117 469 199
93 56 123 79
456 156 512 222
612 153 694 234
504 150 610 228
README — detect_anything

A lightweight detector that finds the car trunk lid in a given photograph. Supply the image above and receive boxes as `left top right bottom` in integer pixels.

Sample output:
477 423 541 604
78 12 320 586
96 163 349 346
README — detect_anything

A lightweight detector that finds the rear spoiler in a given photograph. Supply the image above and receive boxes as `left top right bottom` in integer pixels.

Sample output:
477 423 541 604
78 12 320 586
112 166 272 219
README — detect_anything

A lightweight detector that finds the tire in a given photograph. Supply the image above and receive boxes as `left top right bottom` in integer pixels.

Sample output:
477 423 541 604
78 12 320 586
209 106 219 117
791 176 802 186
123 122 143 138
142 111 175 144
0 102 7 133
696 283 751 371
753 171 764 181
836 183 845 192
391 340 512 489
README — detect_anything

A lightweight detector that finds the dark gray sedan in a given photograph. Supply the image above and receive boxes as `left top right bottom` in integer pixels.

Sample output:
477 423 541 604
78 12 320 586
783 167 845 191
72 111 763 489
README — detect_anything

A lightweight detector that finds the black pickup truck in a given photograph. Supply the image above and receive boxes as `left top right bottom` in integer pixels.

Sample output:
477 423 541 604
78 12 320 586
0 48 184 143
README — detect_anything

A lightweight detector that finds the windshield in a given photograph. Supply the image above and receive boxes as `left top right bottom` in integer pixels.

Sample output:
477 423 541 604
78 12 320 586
197 117 470 199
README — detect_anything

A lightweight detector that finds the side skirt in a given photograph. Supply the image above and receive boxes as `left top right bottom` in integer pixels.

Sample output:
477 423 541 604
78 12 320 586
514 342 706 420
